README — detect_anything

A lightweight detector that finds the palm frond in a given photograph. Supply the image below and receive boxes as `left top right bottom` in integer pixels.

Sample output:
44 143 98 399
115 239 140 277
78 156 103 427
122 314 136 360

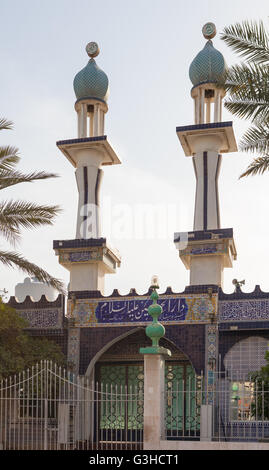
0 146 20 170
221 20 269 64
239 155 269 178
221 63 269 122
0 201 61 246
223 62 269 96
0 250 66 293
0 118 13 131
239 124 269 154
224 99 269 122
0 170 59 190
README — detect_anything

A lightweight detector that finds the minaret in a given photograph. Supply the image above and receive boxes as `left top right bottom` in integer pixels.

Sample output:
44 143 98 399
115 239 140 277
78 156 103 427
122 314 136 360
54 42 121 296
174 23 237 287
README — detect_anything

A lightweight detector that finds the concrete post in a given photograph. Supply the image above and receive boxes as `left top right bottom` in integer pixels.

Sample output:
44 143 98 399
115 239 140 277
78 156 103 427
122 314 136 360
200 404 213 441
143 353 166 450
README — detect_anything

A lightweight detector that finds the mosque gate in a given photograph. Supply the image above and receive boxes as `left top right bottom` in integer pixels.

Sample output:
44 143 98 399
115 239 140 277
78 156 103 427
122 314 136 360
1 359 269 450
0 360 143 450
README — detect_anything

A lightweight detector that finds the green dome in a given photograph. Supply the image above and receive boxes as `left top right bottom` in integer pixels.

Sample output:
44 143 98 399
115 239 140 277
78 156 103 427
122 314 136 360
73 58 109 102
189 40 227 88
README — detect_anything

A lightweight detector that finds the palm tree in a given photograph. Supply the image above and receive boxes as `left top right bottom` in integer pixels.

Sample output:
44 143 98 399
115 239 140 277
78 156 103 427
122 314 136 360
220 20 269 177
0 118 64 293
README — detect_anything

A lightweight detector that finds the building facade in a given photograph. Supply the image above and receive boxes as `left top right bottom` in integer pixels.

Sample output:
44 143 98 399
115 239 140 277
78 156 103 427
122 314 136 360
8 25 269 436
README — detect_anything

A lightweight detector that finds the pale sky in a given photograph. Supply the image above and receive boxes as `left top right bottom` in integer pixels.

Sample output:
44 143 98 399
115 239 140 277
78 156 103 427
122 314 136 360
1 0 269 298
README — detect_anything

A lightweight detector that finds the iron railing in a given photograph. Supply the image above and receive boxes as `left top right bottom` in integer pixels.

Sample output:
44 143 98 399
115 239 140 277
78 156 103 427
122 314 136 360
164 372 269 442
0 361 143 450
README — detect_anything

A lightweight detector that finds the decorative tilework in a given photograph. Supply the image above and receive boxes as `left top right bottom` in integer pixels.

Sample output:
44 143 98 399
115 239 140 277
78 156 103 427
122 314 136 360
67 294 217 327
67 327 80 374
19 309 62 329
219 299 269 322
189 40 227 87
8 294 65 329
73 58 109 102
79 324 206 375
205 324 218 404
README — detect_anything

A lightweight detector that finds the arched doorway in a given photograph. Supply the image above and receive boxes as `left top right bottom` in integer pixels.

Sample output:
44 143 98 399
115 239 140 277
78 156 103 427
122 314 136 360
94 329 199 440
223 336 269 422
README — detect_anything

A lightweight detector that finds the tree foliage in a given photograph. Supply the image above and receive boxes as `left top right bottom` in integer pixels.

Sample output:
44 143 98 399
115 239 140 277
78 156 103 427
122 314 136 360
220 20 269 177
249 350 269 419
0 298 66 380
0 118 65 292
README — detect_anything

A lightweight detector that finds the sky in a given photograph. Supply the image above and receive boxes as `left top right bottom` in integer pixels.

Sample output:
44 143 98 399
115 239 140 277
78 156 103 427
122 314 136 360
1 0 269 299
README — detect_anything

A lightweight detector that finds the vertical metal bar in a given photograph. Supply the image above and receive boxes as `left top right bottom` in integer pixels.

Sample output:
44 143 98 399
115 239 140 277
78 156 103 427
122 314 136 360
91 378 94 450
26 368 29 450
194 374 197 438
97 381 100 451
8 375 11 449
44 362 48 451
15 373 18 450
133 383 135 450
111 384 116 450
21 370 24 450
182 378 185 439
176 380 179 440
242 375 246 441
102 382 105 451
53 361 56 450
4 378 7 449
188 375 191 437
113 382 115 450
76 374 79 451
59 363 61 450
40 361 43 448
48 361 51 450
12 373 15 450
121 382 124 451
262 380 265 441
0 378 3 450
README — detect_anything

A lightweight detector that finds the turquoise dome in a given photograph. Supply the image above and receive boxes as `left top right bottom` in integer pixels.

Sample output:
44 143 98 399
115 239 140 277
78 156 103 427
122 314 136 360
189 40 227 88
73 58 109 102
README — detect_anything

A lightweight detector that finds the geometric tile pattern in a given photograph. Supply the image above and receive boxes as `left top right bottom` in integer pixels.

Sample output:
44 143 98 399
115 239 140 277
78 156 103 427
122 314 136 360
219 299 269 322
67 327 80 375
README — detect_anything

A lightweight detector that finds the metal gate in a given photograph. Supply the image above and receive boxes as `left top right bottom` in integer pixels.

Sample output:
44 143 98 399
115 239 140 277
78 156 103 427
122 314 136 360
0 361 143 450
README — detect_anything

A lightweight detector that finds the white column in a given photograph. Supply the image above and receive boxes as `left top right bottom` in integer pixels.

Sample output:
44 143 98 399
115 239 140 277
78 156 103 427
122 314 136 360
206 100 211 123
73 149 104 239
193 150 221 231
193 153 204 231
214 90 220 122
199 88 205 124
143 354 166 450
81 104 87 137
93 104 100 136
99 110 104 135
194 97 199 124
75 165 101 239
89 111 94 137
77 108 82 138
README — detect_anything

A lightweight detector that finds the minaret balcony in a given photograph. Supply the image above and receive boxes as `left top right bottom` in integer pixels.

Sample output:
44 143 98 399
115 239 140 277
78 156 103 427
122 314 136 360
176 121 237 157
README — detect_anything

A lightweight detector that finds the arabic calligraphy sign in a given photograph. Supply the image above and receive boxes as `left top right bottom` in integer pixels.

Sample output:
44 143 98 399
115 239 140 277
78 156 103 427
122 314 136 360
93 297 189 323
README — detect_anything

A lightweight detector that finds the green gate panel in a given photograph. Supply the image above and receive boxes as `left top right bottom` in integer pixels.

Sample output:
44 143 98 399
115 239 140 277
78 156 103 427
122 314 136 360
98 363 199 433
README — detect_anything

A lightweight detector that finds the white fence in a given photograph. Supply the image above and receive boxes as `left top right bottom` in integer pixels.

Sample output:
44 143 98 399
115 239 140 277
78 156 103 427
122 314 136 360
164 373 269 442
1 361 269 450
0 361 143 450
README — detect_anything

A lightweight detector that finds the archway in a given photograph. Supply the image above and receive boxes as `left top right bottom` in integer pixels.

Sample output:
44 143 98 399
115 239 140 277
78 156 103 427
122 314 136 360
223 336 269 422
93 328 199 440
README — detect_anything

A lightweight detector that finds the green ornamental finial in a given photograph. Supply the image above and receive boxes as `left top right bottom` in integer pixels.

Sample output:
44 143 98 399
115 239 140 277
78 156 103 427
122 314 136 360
145 286 165 349
139 276 171 356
